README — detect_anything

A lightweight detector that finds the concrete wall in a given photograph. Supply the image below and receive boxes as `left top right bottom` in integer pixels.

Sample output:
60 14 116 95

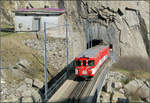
14 16 33 31
14 15 66 38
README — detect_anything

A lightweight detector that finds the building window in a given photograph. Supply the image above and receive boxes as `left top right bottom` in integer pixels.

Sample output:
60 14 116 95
33 18 40 31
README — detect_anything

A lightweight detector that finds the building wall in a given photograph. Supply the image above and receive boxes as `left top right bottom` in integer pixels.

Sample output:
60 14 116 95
14 15 66 38
14 16 33 31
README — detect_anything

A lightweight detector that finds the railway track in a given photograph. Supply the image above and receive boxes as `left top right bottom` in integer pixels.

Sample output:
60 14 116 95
68 80 89 103
48 58 111 103
67 58 111 103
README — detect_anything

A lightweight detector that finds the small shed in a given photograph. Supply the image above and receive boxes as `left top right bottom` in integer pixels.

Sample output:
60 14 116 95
14 8 65 37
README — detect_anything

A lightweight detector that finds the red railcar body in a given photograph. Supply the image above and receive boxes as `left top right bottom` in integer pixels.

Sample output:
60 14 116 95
75 45 110 77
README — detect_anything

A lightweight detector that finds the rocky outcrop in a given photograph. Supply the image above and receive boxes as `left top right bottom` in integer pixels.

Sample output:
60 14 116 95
0 78 41 102
100 71 150 103
60 1 150 61
124 79 150 101
24 38 66 72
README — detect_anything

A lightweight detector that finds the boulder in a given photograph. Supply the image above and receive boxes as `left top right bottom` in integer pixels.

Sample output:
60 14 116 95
33 79 43 88
25 78 33 87
31 89 42 102
112 82 122 89
108 72 126 82
22 89 32 97
111 91 127 103
1 69 25 82
100 91 111 103
119 88 125 94
16 83 28 92
11 69 25 80
16 59 30 69
3 94 19 102
22 96 33 102
104 80 113 93
124 79 149 100
1 78 5 84
1 87 9 95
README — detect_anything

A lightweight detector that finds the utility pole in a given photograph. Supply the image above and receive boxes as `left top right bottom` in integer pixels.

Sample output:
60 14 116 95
44 22 48 101
84 20 90 49
65 18 69 76
90 24 92 48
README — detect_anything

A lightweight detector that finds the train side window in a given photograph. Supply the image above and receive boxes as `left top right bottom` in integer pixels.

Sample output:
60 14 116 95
88 60 95 66
83 60 86 66
76 60 81 66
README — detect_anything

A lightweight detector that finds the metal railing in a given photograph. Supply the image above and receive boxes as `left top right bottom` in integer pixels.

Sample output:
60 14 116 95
46 72 67 98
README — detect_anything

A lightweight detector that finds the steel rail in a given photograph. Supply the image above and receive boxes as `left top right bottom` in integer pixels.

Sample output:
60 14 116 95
82 58 111 103
68 80 89 103
68 58 111 103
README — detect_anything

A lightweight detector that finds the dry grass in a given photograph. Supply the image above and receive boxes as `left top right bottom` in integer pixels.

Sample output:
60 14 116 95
111 57 150 80
111 57 150 102
1 32 57 83
114 57 150 72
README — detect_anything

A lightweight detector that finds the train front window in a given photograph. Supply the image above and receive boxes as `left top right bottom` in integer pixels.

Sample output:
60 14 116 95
76 60 81 66
88 60 95 66
83 60 86 66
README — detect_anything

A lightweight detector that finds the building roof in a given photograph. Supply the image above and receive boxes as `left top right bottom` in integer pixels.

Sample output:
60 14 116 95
14 8 65 16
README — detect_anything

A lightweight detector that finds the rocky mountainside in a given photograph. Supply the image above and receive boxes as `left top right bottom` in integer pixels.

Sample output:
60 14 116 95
1 0 149 60
100 71 149 102
0 0 149 102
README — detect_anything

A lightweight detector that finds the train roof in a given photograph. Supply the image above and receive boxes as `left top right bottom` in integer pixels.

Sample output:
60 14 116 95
77 45 108 58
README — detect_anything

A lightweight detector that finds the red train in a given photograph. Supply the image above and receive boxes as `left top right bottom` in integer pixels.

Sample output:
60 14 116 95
75 45 110 77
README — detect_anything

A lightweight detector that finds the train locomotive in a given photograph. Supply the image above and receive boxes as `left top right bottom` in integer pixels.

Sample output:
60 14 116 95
75 45 110 77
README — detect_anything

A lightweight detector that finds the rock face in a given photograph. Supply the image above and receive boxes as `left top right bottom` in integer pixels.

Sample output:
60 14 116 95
124 79 150 101
1 1 149 61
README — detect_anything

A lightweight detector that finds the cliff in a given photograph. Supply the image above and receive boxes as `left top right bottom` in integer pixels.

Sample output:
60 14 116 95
1 1 149 58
